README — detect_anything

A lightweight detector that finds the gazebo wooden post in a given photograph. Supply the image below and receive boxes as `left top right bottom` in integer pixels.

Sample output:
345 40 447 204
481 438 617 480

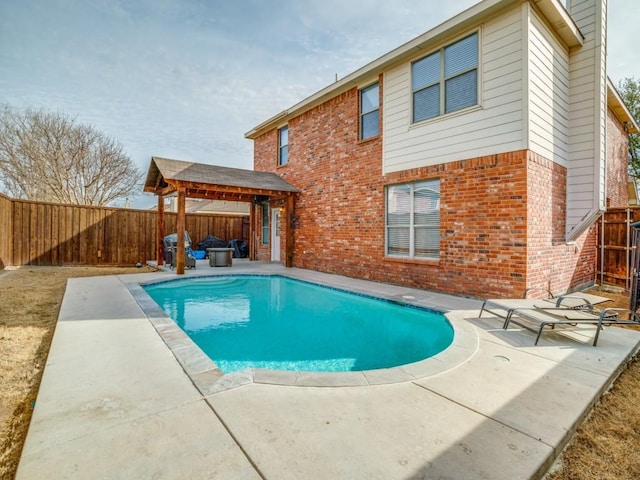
285 195 294 268
157 194 165 266
176 186 186 274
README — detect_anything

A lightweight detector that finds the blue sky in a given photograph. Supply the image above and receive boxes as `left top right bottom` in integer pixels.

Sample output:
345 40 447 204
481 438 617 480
1 0 638 208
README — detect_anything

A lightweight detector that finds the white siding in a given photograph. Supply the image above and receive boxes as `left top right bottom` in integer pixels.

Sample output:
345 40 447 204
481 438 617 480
565 0 607 239
383 5 525 174
528 7 570 165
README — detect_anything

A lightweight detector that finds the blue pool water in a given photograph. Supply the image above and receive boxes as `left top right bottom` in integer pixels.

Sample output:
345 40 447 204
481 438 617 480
143 276 453 374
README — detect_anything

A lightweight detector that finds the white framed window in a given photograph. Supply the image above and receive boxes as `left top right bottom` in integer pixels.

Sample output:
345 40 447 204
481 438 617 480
386 179 440 259
412 32 478 123
360 82 379 140
278 126 288 166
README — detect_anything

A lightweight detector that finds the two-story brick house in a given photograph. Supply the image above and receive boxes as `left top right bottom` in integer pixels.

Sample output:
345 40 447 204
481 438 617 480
246 0 638 298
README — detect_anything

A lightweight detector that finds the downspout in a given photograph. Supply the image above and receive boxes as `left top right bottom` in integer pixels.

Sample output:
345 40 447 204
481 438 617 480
599 213 604 287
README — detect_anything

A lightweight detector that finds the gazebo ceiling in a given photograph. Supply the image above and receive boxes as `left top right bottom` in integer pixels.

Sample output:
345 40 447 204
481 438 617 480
143 156 299 201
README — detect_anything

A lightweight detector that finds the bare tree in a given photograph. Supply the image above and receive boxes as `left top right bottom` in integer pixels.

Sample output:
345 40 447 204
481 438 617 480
0 105 141 205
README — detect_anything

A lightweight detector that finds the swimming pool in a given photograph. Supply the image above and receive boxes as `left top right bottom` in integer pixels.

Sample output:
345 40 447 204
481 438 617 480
143 275 453 374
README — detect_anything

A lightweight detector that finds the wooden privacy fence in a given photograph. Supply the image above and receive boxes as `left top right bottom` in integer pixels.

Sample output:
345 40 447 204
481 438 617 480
0 193 248 268
0 194 11 269
597 207 640 289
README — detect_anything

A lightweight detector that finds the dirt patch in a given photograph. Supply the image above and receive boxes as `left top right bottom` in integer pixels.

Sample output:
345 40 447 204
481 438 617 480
545 356 640 480
543 286 640 480
0 266 158 480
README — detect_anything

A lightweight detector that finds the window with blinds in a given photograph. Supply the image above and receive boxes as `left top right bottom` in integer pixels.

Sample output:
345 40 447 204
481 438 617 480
412 32 478 123
386 179 440 259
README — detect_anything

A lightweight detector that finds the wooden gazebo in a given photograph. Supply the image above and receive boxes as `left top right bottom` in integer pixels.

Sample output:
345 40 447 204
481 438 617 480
143 157 299 274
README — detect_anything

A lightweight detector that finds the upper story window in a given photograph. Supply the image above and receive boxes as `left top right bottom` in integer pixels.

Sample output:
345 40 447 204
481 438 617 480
386 179 440 260
278 126 289 166
412 32 478 123
360 82 379 140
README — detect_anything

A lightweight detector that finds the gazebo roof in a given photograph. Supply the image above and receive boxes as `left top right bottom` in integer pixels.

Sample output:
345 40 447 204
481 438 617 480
144 156 299 200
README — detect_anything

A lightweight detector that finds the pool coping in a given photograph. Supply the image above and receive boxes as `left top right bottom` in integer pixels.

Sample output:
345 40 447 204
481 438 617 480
127 273 480 394
17 262 640 480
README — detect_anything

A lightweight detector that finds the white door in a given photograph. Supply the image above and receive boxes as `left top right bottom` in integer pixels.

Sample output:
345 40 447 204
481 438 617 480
271 208 281 262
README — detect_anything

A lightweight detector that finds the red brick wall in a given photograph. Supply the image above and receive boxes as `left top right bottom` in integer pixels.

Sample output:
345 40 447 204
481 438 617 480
526 152 597 295
254 82 384 270
383 153 529 297
252 81 599 298
606 107 630 208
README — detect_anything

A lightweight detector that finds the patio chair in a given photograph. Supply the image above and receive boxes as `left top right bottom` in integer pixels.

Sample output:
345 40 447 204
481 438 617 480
168 242 196 270
504 306 640 346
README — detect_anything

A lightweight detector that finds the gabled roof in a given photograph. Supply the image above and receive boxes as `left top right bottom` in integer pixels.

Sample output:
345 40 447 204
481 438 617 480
245 0 582 139
144 157 299 199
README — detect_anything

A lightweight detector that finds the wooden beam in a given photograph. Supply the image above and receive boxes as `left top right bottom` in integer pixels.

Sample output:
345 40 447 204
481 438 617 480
147 180 295 202
267 192 296 201
154 168 166 190
143 183 176 197
159 184 177 196
178 181 294 198
185 191 253 202
285 195 294 268
176 186 186 275
180 188 296 203
157 194 165 266
248 201 255 261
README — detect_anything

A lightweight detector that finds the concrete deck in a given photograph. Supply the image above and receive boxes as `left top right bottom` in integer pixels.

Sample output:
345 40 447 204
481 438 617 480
16 260 640 479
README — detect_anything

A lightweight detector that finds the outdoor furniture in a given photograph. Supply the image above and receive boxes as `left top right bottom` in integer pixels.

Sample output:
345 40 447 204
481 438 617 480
198 235 228 256
169 242 196 270
504 306 639 346
479 292 611 329
163 232 192 250
228 239 248 258
207 248 234 267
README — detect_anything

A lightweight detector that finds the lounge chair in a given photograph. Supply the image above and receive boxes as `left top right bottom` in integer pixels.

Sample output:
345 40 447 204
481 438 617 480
479 291 609 329
504 306 640 346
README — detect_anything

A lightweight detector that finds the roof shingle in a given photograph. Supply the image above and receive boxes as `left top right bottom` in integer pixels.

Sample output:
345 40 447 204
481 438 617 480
144 157 299 193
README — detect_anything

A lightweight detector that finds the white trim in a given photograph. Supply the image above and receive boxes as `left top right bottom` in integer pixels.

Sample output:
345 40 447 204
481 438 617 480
522 3 531 150
271 208 281 262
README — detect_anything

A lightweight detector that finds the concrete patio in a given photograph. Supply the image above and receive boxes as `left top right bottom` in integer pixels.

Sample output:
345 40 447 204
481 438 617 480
15 260 640 479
